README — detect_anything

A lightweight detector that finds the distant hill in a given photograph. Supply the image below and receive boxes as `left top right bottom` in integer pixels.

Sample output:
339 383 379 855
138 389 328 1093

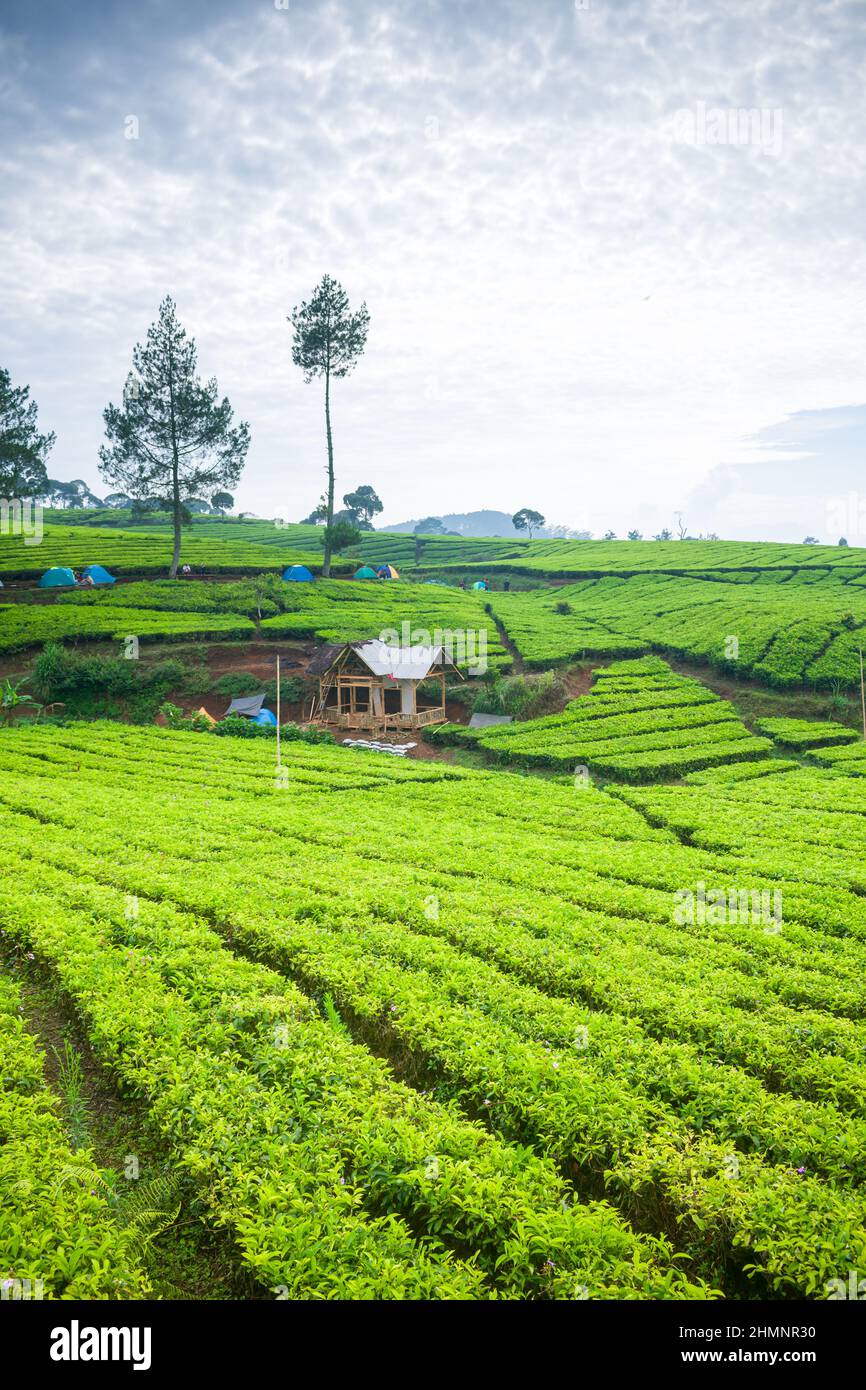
385 510 583 538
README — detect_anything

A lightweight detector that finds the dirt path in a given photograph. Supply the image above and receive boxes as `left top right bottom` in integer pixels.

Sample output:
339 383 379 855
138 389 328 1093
485 605 524 672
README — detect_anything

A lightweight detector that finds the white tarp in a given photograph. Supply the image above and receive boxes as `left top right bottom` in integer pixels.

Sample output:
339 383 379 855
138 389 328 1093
353 640 447 681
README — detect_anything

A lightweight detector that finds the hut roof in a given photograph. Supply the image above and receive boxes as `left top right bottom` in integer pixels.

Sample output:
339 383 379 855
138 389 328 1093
307 642 345 677
310 639 463 682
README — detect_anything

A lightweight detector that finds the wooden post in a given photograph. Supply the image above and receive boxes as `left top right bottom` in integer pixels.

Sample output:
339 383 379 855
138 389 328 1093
860 649 866 742
276 653 281 768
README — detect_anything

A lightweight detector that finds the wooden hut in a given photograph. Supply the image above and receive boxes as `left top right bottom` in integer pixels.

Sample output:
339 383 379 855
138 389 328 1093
308 640 462 731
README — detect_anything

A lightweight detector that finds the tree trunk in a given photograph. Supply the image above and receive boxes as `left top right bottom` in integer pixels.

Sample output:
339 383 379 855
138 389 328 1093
322 366 334 578
167 341 181 579
170 465 182 579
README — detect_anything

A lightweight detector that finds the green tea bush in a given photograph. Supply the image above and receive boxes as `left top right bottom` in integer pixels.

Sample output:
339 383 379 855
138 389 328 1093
3 722 866 1296
754 717 860 750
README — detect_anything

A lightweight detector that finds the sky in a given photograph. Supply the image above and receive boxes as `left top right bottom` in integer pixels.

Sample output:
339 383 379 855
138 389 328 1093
1 0 865 541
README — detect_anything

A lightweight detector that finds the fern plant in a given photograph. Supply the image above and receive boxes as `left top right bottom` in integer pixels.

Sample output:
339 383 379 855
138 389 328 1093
322 992 352 1039
53 1164 182 1257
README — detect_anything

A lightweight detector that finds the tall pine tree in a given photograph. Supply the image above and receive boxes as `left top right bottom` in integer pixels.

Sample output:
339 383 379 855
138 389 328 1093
99 297 250 577
0 366 55 499
289 276 369 577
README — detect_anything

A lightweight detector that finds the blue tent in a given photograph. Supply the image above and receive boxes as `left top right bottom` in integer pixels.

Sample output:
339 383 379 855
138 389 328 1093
83 564 116 585
471 580 488 590
282 565 314 582
38 567 75 588
251 708 278 727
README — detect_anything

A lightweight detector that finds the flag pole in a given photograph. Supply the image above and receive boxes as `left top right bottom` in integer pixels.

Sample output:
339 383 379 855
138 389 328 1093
276 653 281 768
859 648 866 742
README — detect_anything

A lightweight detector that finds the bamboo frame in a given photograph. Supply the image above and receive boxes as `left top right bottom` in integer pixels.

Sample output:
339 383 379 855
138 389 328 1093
316 670 447 730
311 643 458 733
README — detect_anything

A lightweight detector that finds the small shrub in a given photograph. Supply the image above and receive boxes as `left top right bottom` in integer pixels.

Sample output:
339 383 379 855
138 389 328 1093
158 701 212 732
473 669 568 721
214 672 261 697
212 713 271 738
263 674 308 706
179 665 213 698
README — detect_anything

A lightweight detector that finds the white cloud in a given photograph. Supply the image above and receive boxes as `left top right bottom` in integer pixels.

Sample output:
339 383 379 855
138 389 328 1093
1 0 865 537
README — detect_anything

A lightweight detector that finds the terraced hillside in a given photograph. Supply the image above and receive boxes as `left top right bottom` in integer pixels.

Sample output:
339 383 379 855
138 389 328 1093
488 570 866 687
6 521 866 583
0 522 344 579
477 537 866 578
6 529 866 694
0 576 507 669
429 657 775 778
1 722 865 1300
0 602 256 653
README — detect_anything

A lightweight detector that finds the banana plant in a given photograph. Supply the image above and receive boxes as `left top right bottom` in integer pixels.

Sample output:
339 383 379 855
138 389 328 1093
0 677 43 726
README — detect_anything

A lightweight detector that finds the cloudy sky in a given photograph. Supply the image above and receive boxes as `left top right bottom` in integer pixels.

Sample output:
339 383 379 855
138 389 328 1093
2 0 865 539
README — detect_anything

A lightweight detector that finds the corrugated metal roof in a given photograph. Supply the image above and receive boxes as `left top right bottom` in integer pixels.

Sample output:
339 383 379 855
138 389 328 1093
468 712 513 728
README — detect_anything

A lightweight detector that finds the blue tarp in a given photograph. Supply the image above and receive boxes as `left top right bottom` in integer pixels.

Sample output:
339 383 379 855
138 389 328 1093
83 564 116 585
251 708 278 727
282 565 314 582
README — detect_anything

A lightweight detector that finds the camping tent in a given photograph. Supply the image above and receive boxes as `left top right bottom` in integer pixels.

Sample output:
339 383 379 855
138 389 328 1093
251 708 277 727
376 564 400 579
82 564 116 585
471 580 488 590
282 565 314 582
38 567 75 588
353 566 378 579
